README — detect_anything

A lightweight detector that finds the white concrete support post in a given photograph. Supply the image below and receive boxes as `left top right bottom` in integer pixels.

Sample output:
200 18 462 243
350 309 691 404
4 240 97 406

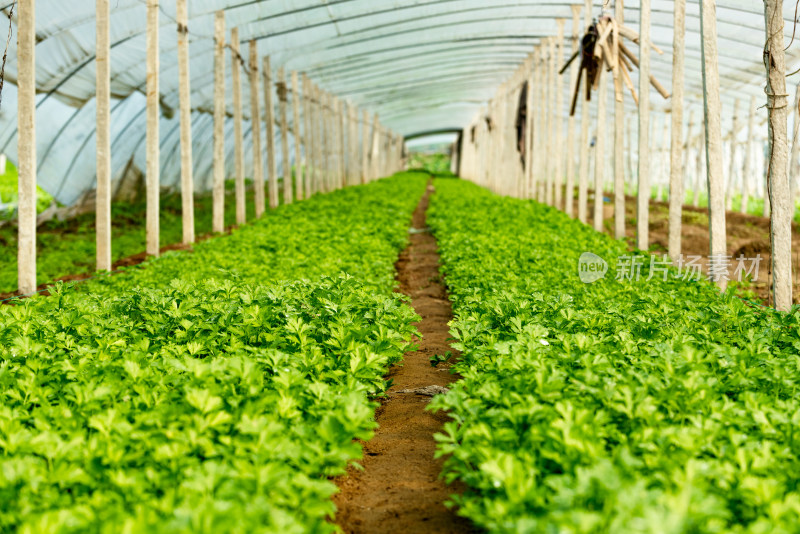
530 50 542 201
764 0 792 310
371 113 380 181
146 0 160 257
524 56 534 200
278 68 292 204
96 0 112 270
546 39 556 206
668 0 686 260
594 56 608 233
17 0 36 294
249 41 265 218
578 0 592 223
614 0 627 240
313 85 325 193
263 57 278 209
789 82 800 203
177 0 195 244
212 11 225 232
230 28 245 225
566 5 581 216
700 0 727 291
337 99 346 188
291 71 304 201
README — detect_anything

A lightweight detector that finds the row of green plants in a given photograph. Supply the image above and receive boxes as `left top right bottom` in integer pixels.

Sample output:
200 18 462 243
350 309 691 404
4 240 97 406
0 173 428 532
0 180 261 295
428 179 800 533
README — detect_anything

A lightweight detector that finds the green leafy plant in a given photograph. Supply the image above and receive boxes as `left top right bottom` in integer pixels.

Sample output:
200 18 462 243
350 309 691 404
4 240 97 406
428 178 800 533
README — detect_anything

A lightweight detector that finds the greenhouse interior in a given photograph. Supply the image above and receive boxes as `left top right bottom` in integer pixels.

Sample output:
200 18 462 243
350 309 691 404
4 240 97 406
3 0 800 532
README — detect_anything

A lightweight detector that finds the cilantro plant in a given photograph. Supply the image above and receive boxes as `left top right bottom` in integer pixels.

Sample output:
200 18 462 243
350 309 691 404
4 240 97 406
428 179 800 533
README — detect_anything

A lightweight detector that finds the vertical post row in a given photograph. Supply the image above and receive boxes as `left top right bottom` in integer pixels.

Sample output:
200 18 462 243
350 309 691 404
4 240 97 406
212 12 226 233
524 55 534 200
361 110 370 184
763 0 792 310
17 0 36 295
291 71 304 201
263 57 278 209
578 0 592 223
146 0 160 257
338 100 346 187
668 0 686 260
230 28 246 225
636 0 651 250
249 41 265 218
302 74 314 198
96 0 112 270
177 0 195 244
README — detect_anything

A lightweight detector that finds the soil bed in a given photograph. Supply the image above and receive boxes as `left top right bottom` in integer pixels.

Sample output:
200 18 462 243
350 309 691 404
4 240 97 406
333 183 476 533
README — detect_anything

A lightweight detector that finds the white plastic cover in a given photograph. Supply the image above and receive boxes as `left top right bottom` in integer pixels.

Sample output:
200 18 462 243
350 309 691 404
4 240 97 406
0 1 793 205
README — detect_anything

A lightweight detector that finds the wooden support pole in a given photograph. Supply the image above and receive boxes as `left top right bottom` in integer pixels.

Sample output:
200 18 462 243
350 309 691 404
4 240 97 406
17 0 36 294
146 0 160 257
313 85 324 194
700 0 727 291
278 67 292 203
594 57 608 232
741 96 756 214
96 0 112 269
212 11 225 233
614 0 627 239
291 71 303 201
789 82 800 203
371 113 380 181
578 0 592 222
362 110 370 184
546 38 556 206
177 0 195 243
727 99 741 212
302 74 314 198
764 0 792 310
230 28 246 224
249 41 265 217
566 5 581 215
337 99 346 188
636 0 651 250
668 0 686 259
524 56 534 200
555 21 566 209
530 50 542 201
263 57 278 209
323 91 333 192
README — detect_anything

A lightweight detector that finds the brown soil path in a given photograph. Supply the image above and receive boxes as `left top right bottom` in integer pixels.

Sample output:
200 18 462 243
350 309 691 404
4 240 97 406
333 183 477 533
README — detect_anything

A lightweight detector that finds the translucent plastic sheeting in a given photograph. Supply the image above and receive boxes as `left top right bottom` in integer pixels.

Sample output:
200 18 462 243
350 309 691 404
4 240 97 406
0 0 795 206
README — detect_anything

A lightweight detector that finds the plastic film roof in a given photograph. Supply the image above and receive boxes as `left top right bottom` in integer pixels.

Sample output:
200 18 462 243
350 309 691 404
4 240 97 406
0 0 796 206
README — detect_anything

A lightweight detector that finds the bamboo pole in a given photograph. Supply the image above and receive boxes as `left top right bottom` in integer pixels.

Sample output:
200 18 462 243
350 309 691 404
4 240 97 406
291 71 303 201
636 0 651 250
700 0 727 291
764 0 792 311
17 0 36 294
263 57 278 209
741 96 756 214
231 28 246 224
668 0 686 259
146 0 160 257
249 41 265 217
278 68 292 204
727 99 741 212
212 12 225 233
96 0 112 269
594 57 608 233
177 0 195 243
